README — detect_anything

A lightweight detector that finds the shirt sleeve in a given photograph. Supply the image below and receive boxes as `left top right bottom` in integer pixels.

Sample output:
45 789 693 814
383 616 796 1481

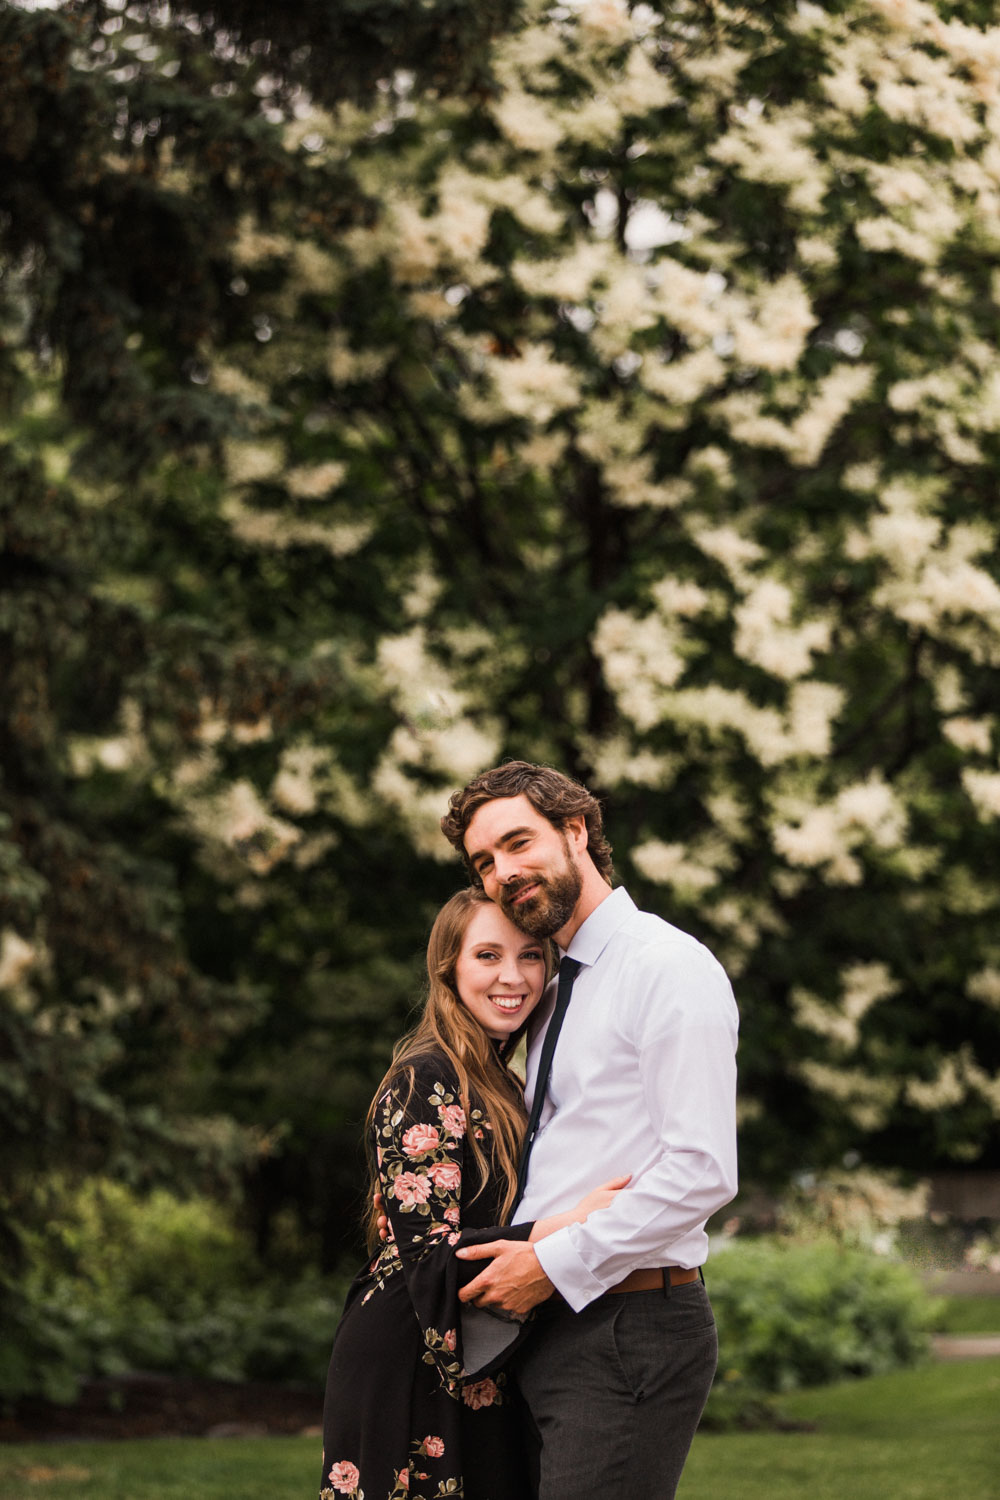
373 1062 534 1393
532 941 738 1311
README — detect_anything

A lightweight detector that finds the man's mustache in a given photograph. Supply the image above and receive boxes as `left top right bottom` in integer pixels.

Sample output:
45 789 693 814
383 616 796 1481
501 877 544 902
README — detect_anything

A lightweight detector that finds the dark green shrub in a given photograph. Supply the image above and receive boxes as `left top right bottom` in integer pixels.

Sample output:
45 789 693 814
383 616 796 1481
5 1188 942 1419
1 1180 350 1404
703 1235 940 1424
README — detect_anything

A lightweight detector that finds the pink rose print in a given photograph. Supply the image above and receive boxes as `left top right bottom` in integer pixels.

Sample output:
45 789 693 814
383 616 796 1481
328 1460 360 1493
462 1377 499 1409
398 1469 409 1490
422 1435 445 1458
448 1231 461 1246
438 1104 466 1138
444 1204 460 1227
443 1328 457 1351
402 1123 440 1157
392 1171 432 1207
428 1161 462 1192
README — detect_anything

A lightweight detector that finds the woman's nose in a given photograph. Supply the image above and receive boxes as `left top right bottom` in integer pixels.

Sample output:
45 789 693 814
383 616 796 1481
497 955 523 985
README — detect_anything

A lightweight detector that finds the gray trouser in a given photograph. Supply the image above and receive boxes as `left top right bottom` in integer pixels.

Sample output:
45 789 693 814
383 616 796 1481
515 1282 718 1500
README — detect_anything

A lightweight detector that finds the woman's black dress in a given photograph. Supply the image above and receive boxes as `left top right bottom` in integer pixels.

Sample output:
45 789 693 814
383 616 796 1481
320 1053 534 1500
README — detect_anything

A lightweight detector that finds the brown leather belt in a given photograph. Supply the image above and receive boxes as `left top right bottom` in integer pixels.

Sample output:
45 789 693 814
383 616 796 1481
607 1266 699 1294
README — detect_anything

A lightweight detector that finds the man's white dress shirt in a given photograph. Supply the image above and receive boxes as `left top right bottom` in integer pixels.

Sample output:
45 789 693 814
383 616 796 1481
514 886 739 1312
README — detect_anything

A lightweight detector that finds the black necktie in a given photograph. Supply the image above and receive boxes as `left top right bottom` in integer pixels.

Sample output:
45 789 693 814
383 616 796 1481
513 956 582 1210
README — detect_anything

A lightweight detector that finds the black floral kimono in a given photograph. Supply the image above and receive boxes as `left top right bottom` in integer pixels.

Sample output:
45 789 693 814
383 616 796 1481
320 1053 534 1500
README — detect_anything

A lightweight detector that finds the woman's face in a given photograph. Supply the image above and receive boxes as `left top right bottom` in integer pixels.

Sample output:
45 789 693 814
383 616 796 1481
452 903 548 1041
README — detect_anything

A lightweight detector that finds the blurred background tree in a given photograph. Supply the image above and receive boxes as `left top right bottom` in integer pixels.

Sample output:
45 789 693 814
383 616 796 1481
197 0 1000 1189
0 0 523 1289
3 0 1000 1399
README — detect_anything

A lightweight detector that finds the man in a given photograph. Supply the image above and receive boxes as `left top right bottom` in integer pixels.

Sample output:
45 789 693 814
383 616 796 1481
443 760 738 1500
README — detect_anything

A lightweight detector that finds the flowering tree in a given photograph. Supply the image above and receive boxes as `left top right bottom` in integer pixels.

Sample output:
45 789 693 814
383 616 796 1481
0 0 524 1277
4 0 1000 1298
217 0 1000 1180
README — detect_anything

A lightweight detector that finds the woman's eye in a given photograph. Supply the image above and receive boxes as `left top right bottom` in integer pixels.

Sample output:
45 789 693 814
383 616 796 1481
477 950 499 961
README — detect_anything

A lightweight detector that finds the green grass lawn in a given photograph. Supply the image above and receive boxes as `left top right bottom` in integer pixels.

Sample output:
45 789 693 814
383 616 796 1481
1 1359 997 1500
0 1433 321 1500
931 1294 1000 1335
679 1357 1000 1500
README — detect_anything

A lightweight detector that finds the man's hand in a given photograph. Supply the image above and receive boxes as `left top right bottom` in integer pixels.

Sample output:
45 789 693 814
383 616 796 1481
455 1240 554 1318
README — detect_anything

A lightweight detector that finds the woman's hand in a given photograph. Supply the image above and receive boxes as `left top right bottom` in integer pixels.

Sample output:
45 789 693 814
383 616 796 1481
574 1173 632 1218
379 1175 633 1245
528 1174 631 1241
374 1190 394 1243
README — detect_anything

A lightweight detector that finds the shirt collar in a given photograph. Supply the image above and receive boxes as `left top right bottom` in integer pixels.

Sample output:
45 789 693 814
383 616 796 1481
562 885 635 969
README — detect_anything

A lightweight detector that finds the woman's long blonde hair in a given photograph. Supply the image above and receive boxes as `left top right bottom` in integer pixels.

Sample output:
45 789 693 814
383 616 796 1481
363 888 554 1250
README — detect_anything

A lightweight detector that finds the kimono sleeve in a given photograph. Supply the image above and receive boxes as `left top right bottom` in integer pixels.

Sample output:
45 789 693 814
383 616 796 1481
374 1065 533 1397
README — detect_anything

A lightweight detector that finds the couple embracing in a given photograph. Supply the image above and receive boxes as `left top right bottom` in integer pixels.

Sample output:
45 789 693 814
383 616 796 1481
321 760 738 1500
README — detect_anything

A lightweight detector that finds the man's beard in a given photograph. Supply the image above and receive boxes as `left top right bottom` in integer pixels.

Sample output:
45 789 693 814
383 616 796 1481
499 859 583 939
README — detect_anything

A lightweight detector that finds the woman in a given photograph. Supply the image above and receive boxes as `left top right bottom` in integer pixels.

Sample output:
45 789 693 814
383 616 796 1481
320 887 626 1500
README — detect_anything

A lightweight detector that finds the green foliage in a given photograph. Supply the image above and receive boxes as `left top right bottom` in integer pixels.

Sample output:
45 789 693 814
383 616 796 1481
169 0 1000 1187
4 0 1000 1365
0 0 477 1282
931 1295 1000 1334
0 1180 348 1404
772 1166 929 1253
708 1237 938 1403
160 0 522 105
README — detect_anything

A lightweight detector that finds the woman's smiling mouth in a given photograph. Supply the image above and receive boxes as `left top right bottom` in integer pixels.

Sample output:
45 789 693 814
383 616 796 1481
489 993 527 1012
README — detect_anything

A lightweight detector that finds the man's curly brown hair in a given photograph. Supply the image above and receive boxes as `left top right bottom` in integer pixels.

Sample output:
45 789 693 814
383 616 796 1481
440 760 613 885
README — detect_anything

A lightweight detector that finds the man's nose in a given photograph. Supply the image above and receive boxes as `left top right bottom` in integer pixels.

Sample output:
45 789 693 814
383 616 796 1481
494 851 521 884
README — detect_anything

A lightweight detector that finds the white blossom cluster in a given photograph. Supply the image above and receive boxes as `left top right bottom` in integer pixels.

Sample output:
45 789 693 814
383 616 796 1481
373 629 502 857
203 0 1000 1149
793 963 899 1054
0 929 40 994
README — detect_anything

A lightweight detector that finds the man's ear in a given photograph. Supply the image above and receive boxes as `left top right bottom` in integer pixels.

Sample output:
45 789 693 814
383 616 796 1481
564 815 588 854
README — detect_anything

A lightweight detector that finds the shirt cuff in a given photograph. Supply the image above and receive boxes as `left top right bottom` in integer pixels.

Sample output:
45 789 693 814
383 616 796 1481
533 1225 607 1312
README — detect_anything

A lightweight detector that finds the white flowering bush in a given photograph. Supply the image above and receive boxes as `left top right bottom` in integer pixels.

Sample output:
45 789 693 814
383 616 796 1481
207 0 1000 1179
775 1167 930 1253
5 0 1000 1257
